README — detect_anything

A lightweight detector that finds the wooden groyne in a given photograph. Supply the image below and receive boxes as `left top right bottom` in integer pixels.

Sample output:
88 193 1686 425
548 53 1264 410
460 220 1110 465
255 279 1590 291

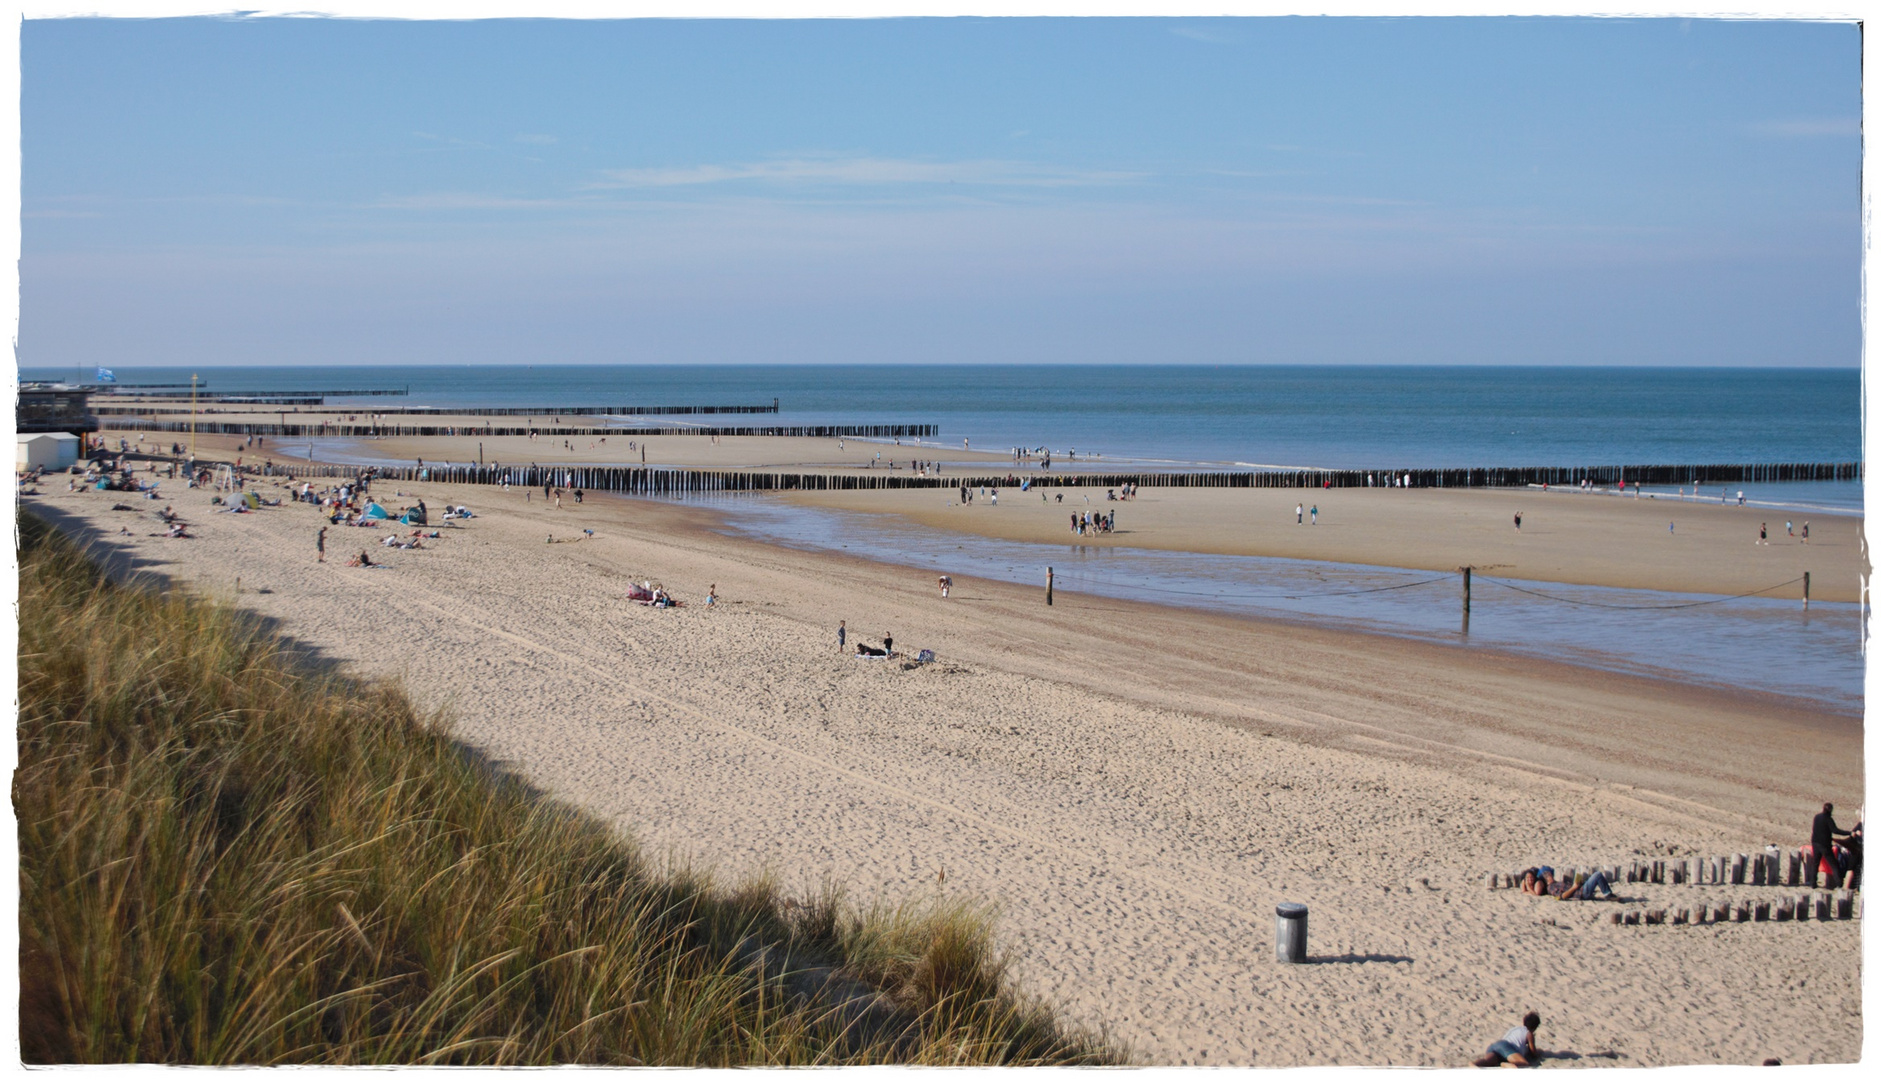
246 460 1863 495
98 399 773 415
101 420 939 440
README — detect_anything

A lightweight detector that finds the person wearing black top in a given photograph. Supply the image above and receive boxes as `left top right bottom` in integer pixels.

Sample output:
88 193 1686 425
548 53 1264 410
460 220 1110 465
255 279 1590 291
1812 803 1851 881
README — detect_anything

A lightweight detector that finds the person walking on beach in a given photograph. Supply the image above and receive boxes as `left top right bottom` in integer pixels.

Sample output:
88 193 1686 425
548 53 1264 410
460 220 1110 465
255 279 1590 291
1786 520 1793 537
882 632 893 656
1310 504 1318 525
1513 511 1522 531
1801 521 1810 545
837 620 846 651
1759 522 1768 545
938 574 951 598
316 526 327 563
1296 502 1304 524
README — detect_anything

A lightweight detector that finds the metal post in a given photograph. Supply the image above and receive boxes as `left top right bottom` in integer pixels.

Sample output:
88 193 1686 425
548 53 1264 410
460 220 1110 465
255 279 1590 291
1275 903 1308 963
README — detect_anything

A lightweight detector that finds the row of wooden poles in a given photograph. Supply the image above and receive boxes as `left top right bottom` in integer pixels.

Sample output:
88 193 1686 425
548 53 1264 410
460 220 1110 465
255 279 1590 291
1487 851 1857 893
1605 893 1856 927
113 421 940 439
1486 855 1861 926
251 460 1862 492
96 398 769 413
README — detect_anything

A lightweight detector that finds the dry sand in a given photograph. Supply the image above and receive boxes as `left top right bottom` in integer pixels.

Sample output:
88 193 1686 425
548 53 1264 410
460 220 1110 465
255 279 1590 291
26 472 1862 1066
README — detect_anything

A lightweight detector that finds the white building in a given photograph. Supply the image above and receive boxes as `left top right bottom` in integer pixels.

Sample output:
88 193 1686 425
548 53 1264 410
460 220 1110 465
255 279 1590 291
17 432 81 472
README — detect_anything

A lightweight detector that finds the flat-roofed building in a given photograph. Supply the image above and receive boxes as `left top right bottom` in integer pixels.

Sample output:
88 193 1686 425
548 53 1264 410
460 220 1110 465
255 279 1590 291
17 383 99 437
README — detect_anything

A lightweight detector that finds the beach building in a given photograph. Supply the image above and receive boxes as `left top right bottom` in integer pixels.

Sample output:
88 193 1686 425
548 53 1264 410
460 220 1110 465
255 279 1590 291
17 382 99 437
17 431 80 472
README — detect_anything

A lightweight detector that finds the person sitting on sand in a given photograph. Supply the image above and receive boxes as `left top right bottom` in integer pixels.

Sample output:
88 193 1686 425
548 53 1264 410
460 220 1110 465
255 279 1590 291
1474 1011 1541 1067
348 550 374 567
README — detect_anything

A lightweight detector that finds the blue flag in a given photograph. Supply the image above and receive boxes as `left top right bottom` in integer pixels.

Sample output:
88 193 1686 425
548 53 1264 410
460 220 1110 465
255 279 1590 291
95 367 116 383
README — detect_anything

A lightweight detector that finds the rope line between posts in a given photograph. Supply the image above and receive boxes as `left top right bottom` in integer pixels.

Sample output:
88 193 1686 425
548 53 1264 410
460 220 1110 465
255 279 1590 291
1054 574 1454 601
1475 575 1806 610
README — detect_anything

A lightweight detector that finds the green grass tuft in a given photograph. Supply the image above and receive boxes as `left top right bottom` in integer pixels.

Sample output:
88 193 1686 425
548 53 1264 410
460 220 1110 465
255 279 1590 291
15 511 1118 1065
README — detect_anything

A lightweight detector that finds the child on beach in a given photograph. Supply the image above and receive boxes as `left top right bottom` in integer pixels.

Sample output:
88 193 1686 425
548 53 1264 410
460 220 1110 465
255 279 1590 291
1473 1012 1541 1067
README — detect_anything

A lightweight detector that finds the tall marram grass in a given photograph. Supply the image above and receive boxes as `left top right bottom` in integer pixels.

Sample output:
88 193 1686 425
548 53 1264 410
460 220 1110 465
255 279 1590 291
15 513 1115 1065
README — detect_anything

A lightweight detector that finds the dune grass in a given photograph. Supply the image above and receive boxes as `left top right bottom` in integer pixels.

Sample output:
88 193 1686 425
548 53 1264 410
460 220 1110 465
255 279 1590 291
14 511 1116 1065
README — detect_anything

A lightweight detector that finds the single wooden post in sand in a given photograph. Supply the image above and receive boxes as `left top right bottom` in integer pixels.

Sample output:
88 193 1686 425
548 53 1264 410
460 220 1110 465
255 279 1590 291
1672 908 1689 925
1835 891 1852 920
1815 894 1832 921
1753 902 1769 922
1623 911 1640 926
1804 570 1810 610
1776 898 1793 921
1734 902 1751 923
1692 905 1707 925
1486 872 1499 891
1275 903 1308 964
1046 566 1054 606
1461 566 1471 635
1625 863 1637 884
1752 856 1766 887
1731 854 1747 885
1646 909 1665 925
1610 911 1622 925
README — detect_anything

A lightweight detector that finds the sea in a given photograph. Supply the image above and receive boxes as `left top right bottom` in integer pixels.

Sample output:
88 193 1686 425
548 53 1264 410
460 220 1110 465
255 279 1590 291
23 363 1866 709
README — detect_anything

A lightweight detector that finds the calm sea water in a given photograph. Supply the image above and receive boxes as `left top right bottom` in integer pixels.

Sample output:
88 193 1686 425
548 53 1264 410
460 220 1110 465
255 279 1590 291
24 363 1862 471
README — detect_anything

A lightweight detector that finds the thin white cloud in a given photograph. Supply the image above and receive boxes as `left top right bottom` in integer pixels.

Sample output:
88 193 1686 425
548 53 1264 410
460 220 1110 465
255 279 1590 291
411 131 493 151
586 156 1144 190
1748 118 1859 138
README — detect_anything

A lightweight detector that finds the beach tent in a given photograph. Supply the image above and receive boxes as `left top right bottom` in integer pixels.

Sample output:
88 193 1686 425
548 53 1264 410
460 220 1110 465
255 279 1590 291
16 432 80 472
244 491 262 510
362 502 391 520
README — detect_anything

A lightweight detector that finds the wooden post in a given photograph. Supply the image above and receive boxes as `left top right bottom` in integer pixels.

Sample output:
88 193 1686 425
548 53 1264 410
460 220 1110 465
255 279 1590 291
1804 571 1810 611
1046 566 1054 606
1754 901 1769 922
1461 566 1471 634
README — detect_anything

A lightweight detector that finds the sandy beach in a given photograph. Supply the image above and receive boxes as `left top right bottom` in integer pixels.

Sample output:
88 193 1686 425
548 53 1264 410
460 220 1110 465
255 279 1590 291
26 459 1863 1066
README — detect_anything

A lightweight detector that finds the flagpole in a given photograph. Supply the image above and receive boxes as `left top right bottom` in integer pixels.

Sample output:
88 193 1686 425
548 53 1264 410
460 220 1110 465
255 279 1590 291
190 373 199 460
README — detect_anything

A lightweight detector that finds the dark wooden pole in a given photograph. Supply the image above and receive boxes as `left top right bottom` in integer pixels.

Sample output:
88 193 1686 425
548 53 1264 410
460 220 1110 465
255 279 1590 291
1803 571 1810 611
1046 566 1054 606
1461 566 1472 635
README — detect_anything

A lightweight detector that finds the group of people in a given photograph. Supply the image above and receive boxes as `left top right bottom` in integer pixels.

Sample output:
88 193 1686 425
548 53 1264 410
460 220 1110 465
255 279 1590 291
1072 509 1114 536
837 620 895 657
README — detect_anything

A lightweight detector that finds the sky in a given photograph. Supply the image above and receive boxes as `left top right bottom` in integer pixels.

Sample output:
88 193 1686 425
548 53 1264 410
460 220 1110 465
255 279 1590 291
18 15 1864 367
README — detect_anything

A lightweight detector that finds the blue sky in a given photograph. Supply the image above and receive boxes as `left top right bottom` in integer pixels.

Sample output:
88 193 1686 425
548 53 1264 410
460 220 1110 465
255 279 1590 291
20 16 1862 366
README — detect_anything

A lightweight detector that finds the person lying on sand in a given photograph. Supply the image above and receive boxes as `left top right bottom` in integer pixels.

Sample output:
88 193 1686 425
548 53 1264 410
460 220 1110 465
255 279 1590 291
1473 1011 1541 1067
855 643 888 657
1532 868 1616 901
